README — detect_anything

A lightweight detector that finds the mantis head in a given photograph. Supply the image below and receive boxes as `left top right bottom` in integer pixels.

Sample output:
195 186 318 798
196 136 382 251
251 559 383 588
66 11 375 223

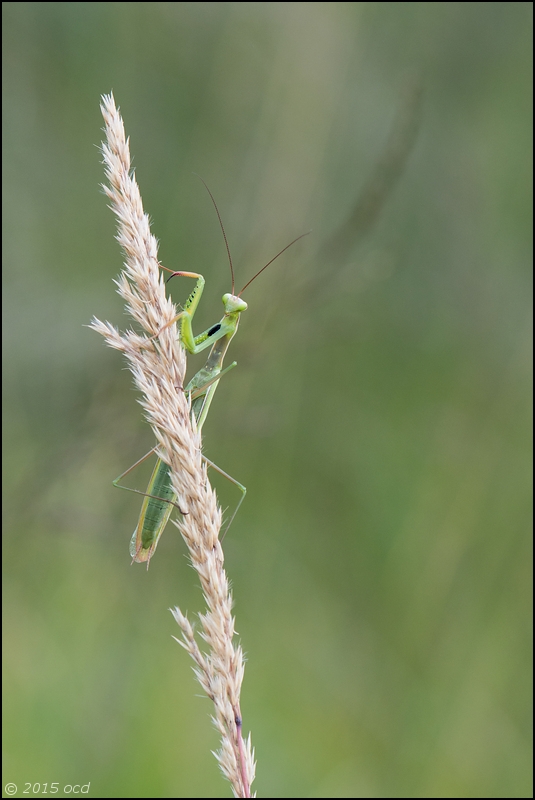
222 293 248 314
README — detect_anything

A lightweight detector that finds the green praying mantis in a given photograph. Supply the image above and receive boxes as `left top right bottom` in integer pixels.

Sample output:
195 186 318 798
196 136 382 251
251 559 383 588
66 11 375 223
114 181 309 565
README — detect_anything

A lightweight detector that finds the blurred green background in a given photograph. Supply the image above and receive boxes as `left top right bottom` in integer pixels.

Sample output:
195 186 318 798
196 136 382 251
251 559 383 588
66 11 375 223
3 3 532 798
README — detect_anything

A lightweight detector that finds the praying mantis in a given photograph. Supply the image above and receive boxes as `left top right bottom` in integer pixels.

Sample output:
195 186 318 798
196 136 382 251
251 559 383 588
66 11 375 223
115 180 309 565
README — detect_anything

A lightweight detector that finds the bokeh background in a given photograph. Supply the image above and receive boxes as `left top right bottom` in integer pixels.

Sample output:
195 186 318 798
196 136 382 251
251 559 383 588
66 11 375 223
3 3 532 798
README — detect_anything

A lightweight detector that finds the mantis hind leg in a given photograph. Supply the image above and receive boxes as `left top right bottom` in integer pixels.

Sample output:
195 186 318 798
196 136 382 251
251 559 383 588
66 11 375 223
202 455 246 540
113 448 187 514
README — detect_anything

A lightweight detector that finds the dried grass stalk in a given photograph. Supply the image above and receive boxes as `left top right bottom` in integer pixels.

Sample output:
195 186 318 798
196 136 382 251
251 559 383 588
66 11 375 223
90 92 255 798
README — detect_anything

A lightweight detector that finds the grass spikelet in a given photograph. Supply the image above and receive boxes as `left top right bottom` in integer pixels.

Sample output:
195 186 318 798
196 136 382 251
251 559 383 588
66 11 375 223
90 92 255 798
